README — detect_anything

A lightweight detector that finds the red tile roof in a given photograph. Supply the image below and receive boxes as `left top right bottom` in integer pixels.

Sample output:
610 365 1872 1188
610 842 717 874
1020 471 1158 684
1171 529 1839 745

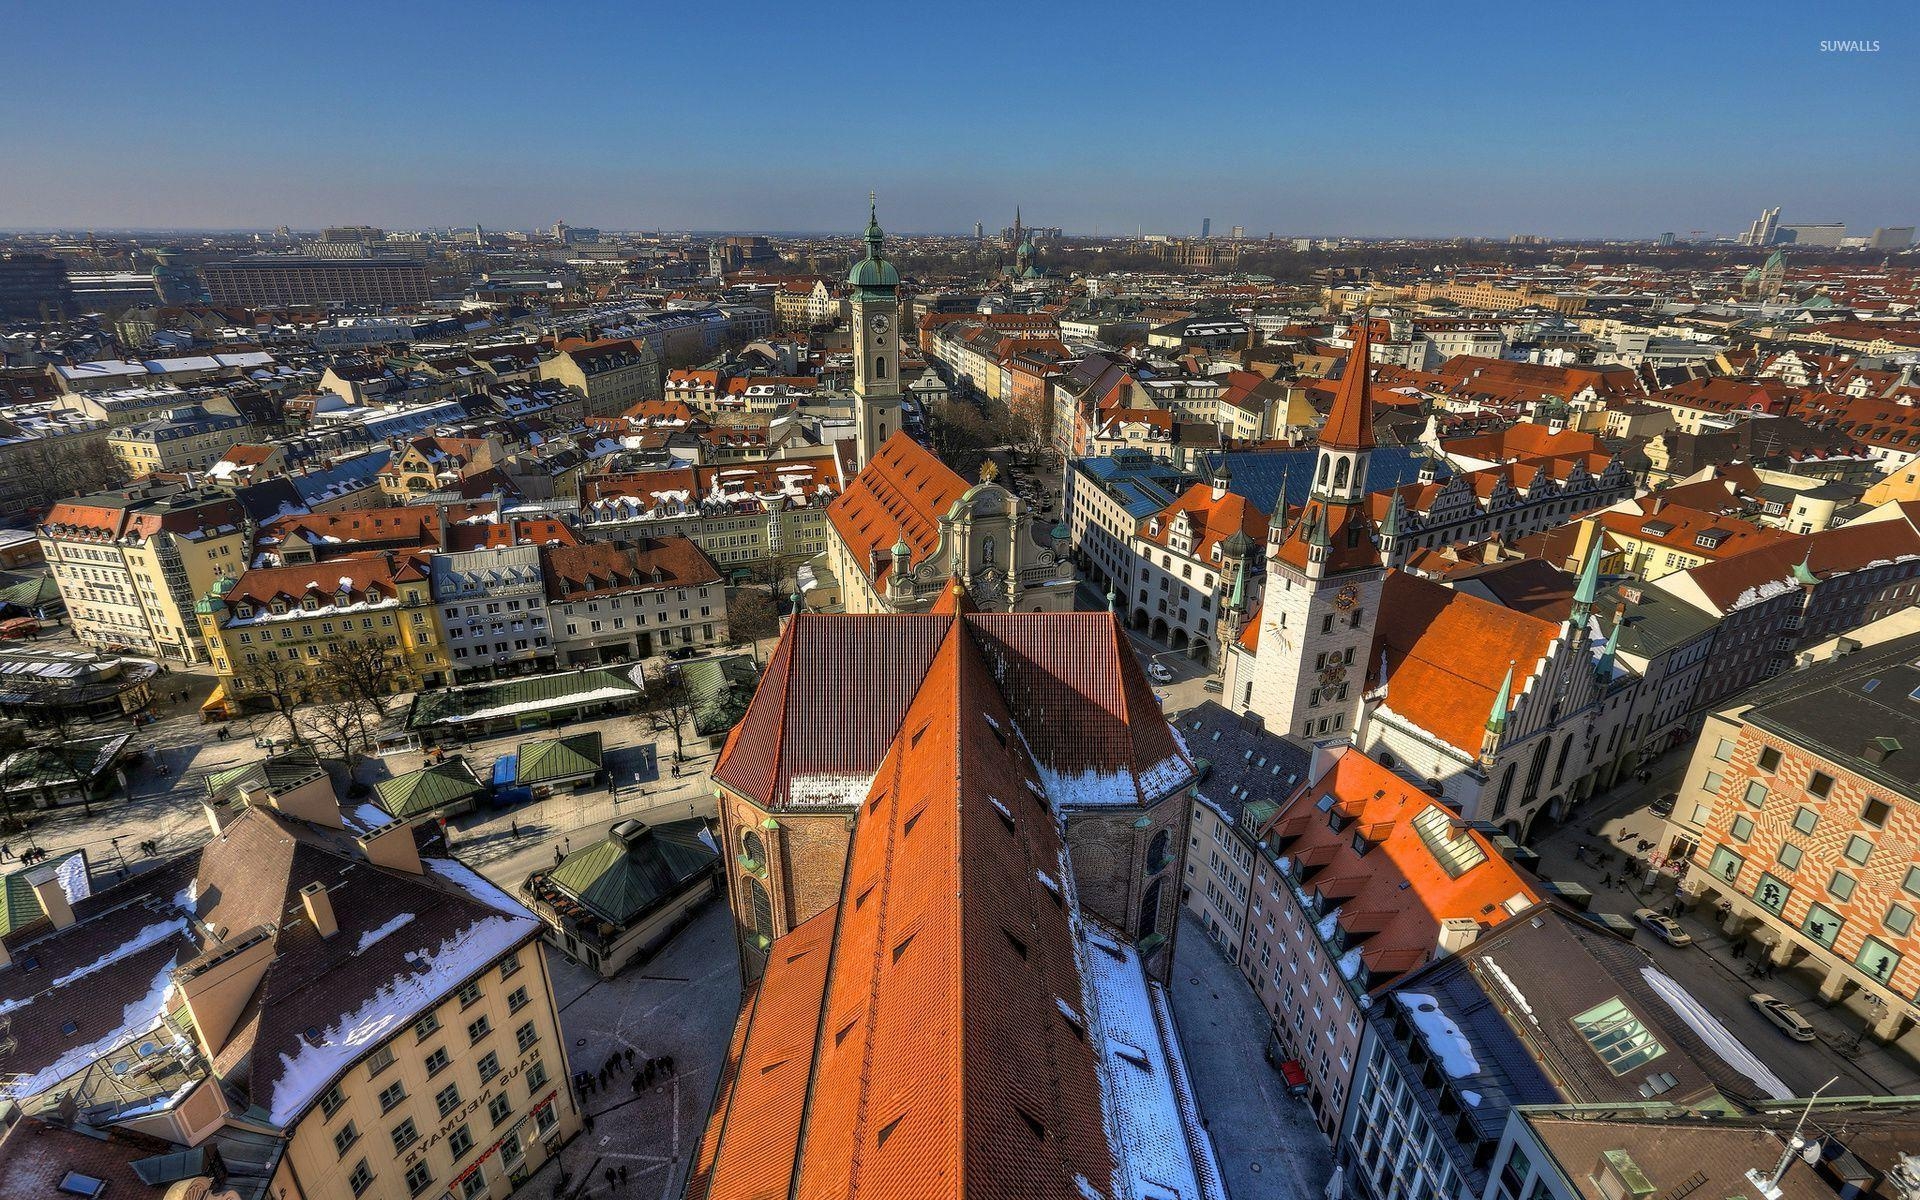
1371 571 1561 752
1260 747 1540 991
540 537 720 603
696 616 1157 1198
826 433 970 587
1139 482 1269 561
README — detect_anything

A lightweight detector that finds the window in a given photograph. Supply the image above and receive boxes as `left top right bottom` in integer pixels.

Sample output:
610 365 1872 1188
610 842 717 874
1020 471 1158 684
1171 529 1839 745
1708 846 1745 884
1862 798 1892 828
436 1083 461 1118
1830 871 1857 901
1886 904 1915 937
1854 937 1903 984
1572 997 1667 1075
1776 843 1803 871
536 1103 558 1134
405 1162 434 1197
1793 807 1819 835
468 1015 492 1044
1758 746 1781 772
319 1083 346 1120
516 1021 539 1053
378 1081 406 1113
448 1124 474 1161
366 1045 395 1077
461 1170 487 1200
507 985 529 1014
347 1160 374 1197
1802 904 1844 949
500 951 521 979
1905 866 1920 898
1742 780 1768 808
414 1013 440 1042
1753 873 1791 916
526 1059 549 1093
391 1118 419 1155
424 1047 450 1077
1808 772 1834 798
477 1051 501 1083
457 981 483 1008
490 1093 513 1126
1730 815 1755 842
1713 738 1735 762
1703 770 1725 796
332 1121 359 1157
1845 835 1874 866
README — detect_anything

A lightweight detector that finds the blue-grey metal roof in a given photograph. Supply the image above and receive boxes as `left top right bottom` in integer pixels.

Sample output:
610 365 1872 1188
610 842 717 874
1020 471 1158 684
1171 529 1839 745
1201 447 1449 517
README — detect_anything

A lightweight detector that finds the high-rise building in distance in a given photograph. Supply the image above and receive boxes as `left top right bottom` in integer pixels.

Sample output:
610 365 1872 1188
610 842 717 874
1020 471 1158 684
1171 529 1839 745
1741 205 1781 246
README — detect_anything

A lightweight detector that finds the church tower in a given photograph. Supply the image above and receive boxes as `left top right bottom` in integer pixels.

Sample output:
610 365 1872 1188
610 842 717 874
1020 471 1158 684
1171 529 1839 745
1245 318 1387 744
849 194 903 470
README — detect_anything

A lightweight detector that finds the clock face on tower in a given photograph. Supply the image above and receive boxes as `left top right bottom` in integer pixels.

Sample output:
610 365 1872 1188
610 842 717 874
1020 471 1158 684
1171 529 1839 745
870 314 890 335
1335 584 1360 611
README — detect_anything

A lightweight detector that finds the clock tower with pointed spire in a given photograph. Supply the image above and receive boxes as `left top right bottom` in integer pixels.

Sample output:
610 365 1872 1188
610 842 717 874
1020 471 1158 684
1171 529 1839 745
1245 318 1387 743
848 193 903 470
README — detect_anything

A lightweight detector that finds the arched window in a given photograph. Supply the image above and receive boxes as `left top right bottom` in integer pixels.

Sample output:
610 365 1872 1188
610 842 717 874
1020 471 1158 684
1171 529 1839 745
1317 456 1330 485
1333 457 1350 489
875 357 887 380
747 877 774 947
1139 878 1165 938
742 829 765 864
1146 829 1172 874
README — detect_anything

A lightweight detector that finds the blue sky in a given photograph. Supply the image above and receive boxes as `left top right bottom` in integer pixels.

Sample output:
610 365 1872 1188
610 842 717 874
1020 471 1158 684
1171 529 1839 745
0 0 1912 237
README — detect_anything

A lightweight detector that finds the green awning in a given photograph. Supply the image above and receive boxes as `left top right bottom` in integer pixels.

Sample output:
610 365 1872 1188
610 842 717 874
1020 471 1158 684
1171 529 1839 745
375 757 487 820
517 732 604 785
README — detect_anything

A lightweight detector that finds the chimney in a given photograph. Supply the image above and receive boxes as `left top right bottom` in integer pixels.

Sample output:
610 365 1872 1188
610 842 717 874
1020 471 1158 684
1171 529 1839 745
360 820 424 875
1436 917 1480 956
300 881 338 938
28 865 76 930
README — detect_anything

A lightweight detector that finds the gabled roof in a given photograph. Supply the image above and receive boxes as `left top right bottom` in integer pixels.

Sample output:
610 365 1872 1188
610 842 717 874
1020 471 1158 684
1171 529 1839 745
1371 571 1562 753
825 432 970 586
1320 320 1378 451
543 817 718 925
516 731 604 784
714 612 1191 813
693 614 1217 1200
374 757 487 820
1138 482 1269 563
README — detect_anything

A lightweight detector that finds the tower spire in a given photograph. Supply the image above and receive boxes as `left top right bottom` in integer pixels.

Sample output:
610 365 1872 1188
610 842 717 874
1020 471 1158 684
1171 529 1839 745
1570 534 1603 627
1321 316 1378 452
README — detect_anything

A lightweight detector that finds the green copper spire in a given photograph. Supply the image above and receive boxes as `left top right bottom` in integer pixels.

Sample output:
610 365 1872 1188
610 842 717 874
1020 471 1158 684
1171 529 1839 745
1596 616 1622 681
848 192 900 291
1791 547 1819 586
1486 663 1514 734
1106 584 1118 612
1230 557 1249 612
1570 536 1602 625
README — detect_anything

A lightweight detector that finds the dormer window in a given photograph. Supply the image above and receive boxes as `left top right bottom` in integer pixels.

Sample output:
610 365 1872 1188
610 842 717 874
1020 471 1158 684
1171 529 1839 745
302 596 320 612
235 604 253 620
337 588 353 607
270 600 288 615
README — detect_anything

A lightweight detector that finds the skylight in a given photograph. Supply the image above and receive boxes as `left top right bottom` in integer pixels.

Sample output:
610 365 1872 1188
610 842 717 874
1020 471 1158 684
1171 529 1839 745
1572 997 1666 1075
1411 805 1488 878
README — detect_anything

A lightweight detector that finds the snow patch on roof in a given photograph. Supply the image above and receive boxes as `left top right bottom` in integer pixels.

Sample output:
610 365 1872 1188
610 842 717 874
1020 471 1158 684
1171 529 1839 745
354 912 417 955
1397 991 1480 1079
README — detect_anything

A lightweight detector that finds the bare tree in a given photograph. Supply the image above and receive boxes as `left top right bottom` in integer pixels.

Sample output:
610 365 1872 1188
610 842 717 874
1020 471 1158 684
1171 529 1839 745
640 665 700 762
239 654 310 748
726 589 779 644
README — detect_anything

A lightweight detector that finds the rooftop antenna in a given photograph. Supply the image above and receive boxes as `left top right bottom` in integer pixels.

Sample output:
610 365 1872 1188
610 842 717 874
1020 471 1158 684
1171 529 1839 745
1745 1077 1838 1199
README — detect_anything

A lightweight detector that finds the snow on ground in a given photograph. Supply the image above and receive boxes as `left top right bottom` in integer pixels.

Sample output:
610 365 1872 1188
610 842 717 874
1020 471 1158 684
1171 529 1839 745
1397 992 1481 1079
1639 966 1792 1100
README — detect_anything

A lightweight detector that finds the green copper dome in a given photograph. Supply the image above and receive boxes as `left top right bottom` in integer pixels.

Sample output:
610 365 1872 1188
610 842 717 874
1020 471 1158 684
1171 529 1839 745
848 194 900 290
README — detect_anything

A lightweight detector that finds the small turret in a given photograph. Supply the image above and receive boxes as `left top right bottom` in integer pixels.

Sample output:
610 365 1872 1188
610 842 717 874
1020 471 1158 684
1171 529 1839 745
1569 536 1603 632
1480 662 1514 769
1595 616 1622 683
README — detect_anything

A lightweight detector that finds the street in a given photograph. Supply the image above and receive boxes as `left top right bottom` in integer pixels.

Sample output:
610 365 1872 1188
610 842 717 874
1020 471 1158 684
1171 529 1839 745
1529 756 1920 1096
1172 915 1333 1200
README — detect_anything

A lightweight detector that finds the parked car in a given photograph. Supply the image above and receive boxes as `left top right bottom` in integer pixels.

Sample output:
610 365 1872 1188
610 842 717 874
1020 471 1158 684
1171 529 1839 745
1147 662 1175 683
1633 908 1693 947
1650 792 1676 817
1748 993 1817 1041
1203 678 1224 694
